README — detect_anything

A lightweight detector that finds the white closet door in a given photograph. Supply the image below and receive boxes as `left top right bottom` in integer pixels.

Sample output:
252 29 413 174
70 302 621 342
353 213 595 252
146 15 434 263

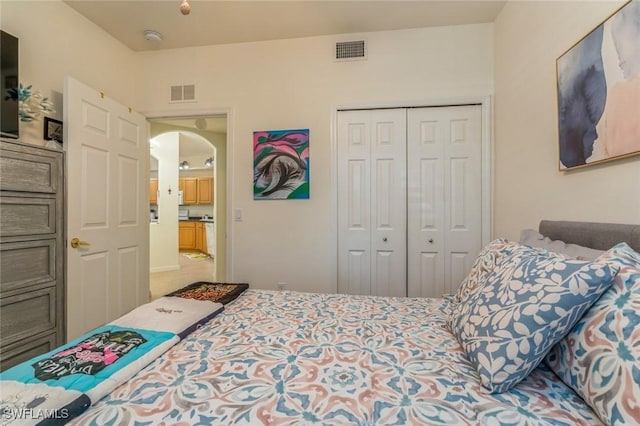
407 105 482 298
337 109 407 296
338 110 371 295
370 109 407 297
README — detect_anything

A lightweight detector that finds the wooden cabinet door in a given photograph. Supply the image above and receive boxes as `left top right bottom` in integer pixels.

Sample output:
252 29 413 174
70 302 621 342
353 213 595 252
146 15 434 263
149 179 158 204
195 222 204 252
179 222 196 250
197 177 213 204
201 223 208 254
182 178 198 205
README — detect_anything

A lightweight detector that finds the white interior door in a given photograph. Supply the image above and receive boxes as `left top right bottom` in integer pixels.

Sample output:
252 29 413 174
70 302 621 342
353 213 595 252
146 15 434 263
407 105 482 298
65 77 149 341
337 109 406 296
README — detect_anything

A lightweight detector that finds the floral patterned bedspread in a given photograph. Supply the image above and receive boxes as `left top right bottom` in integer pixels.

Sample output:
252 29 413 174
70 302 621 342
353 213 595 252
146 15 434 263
71 290 602 425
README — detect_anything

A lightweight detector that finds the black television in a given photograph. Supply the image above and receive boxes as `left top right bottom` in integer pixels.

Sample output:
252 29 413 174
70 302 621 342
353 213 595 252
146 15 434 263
1 30 19 139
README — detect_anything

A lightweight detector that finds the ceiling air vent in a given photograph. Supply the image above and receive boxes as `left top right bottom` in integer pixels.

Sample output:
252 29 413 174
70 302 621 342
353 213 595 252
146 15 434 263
335 40 367 62
169 84 196 103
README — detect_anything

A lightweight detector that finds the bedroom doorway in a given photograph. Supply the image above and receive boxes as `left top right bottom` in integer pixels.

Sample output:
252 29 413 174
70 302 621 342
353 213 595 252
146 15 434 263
337 103 490 298
148 116 228 299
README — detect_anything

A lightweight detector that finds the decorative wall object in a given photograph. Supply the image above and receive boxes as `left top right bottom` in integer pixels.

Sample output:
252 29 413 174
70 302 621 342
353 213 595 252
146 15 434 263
253 129 309 199
557 0 640 170
6 83 55 122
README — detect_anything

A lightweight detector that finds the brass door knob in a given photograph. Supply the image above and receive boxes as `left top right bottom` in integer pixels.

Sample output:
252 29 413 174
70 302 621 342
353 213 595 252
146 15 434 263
70 237 91 249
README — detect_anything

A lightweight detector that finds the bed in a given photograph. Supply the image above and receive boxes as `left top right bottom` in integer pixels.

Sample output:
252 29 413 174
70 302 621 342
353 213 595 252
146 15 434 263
3 221 640 425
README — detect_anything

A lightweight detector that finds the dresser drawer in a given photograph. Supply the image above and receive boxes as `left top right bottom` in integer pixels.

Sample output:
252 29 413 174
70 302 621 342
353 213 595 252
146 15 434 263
0 287 56 346
1 240 56 294
0 150 60 194
0 197 56 237
0 332 57 372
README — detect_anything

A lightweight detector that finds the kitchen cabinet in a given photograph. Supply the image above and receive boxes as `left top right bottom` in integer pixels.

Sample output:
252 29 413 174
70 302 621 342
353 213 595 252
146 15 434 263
179 222 196 250
178 177 213 205
195 222 208 253
149 179 158 204
179 221 208 254
180 178 198 205
197 177 213 204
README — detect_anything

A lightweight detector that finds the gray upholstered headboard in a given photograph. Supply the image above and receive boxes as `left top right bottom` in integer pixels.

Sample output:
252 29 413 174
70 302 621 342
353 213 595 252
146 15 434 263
539 220 640 253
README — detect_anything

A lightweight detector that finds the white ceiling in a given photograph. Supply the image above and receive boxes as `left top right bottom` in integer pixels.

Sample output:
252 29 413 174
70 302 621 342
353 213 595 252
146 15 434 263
64 0 507 52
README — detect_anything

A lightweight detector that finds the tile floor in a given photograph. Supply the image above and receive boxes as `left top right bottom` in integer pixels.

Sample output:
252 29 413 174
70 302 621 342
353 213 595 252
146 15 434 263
150 251 216 300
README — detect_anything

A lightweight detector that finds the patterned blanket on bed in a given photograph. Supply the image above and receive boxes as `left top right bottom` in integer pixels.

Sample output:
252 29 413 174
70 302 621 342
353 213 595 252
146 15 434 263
68 290 603 426
0 297 223 425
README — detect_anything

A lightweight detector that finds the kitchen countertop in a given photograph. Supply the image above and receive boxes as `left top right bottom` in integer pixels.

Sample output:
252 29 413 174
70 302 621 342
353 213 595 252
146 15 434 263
179 217 214 222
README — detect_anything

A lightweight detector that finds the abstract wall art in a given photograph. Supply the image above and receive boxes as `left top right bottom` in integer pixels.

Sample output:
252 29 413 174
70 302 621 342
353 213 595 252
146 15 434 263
557 0 640 170
253 128 309 199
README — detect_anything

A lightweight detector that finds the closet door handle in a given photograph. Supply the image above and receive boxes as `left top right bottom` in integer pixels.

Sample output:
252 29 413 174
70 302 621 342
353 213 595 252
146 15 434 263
428 239 434 244
383 237 388 242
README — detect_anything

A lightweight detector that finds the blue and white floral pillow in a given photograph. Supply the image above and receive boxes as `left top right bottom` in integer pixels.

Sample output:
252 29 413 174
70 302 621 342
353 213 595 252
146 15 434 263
450 243 618 393
450 238 511 305
545 243 640 425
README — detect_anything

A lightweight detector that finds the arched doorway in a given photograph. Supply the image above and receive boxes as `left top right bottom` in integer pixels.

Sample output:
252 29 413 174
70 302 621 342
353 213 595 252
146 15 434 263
147 117 227 298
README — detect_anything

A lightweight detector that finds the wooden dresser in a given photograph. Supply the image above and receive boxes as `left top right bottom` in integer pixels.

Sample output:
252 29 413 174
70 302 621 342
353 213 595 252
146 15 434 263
0 139 65 371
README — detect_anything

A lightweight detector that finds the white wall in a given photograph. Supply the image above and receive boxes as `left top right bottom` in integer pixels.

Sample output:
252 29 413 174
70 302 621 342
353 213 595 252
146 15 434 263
494 1 640 241
136 24 494 293
1 0 139 146
150 133 180 272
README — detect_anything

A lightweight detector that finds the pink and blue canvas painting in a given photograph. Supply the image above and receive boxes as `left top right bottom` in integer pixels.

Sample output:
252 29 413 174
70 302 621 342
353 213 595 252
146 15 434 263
253 129 309 199
557 0 640 170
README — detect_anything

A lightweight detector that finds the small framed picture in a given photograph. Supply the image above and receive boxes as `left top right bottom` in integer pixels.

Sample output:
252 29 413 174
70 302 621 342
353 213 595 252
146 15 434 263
44 117 63 143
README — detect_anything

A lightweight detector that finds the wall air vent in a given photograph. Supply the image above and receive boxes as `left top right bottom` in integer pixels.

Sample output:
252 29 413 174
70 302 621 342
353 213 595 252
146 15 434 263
335 40 367 62
169 84 196 103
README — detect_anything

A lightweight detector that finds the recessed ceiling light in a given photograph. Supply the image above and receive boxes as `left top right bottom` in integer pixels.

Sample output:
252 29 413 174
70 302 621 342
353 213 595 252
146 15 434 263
144 30 163 43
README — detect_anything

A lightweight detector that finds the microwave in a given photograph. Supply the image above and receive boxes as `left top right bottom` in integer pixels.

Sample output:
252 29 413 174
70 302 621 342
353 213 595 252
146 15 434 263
178 190 184 205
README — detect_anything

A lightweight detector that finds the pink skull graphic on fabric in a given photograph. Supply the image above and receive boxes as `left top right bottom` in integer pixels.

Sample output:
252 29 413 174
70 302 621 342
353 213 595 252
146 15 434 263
32 330 146 381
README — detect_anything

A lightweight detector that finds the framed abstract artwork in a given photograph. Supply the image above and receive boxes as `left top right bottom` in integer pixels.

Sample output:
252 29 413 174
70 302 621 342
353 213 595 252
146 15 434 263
253 128 309 199
557 0 640 170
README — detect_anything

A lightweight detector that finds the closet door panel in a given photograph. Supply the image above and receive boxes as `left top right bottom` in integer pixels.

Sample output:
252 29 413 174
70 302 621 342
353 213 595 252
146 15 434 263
338 109 406 297
370 110 406 297
407 110 445 298
407 106 482 298
444 106 483 295
338 111 372 295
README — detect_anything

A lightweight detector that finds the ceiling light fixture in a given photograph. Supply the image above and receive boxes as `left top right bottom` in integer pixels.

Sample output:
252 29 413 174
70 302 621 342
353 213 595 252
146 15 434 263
144 30 163 43
204 157 214 167
180 0 191 15
179 161 190 170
